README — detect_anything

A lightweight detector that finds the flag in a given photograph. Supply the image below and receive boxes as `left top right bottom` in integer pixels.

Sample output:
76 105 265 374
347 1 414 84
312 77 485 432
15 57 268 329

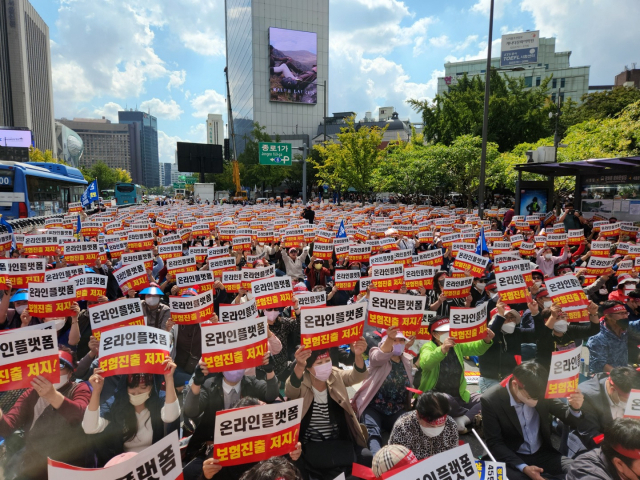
81 179 99 207
476 227 489 256
76 215 81 235
336 220 347 238
0 216 15 250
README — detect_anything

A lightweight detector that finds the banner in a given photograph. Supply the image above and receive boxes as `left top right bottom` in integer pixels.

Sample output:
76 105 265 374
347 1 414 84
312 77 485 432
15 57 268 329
221 270 242 293
241 265 275 290
300 303 366 350
232 236 252 252
213 399 303 467
175 270 215 294
166 255 197 275
546 346 580 399
370 253 395 267
546 274 589 310
585 256 616 276
495 270 530 305
416 311 436 340
382 444 477 480
80 221 103 238
546 233 567 248
371 264 404 291
368 291 425 336
63 242 100 266
98 325 171 377
449 303 488 343
189 246 208 264
251 276 294 310
0 328 59 392
89 298 145 340
348 244 371 263
443 276 473 299
413 249 443 267
114 261 150 294
334 269 360 291
312 242 333 261
497 259 533 287
209 256 237 277
403 265 436 289
28 280 76 318
158 243 183 261
169 290 215 325
44 265 84 283
72 274 107 301
219 299 258 323
295 291 326 308
121 251 154 270
127 230 154 251
0 258 46 288
201 316 268 372
23 234 59 256
452 250 489 277
567 229 585 245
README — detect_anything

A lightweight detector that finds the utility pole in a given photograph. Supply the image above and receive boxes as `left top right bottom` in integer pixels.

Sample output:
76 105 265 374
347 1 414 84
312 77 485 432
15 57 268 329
553 87 562 163
297 143 308 203
477 0 494 218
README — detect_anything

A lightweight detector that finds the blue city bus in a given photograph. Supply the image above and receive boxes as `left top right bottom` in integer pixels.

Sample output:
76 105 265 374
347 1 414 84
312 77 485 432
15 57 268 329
0 161 88 219
115 183 143 205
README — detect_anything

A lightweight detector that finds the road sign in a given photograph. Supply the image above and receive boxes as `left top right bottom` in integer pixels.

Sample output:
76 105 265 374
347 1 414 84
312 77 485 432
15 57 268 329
500 30 539 67
258 142 292 166
185 177 197 185
173 182 185 189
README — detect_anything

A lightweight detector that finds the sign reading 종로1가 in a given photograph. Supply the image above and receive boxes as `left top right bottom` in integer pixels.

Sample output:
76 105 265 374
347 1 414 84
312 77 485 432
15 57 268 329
258 142 292 166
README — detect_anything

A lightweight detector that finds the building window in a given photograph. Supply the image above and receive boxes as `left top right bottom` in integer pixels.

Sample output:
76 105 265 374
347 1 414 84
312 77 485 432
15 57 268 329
560 93 565 103
552 78 557 89
524 76 533 88
480 70 486 73
560 78 566 88
536 76 541 86
545 64 549 69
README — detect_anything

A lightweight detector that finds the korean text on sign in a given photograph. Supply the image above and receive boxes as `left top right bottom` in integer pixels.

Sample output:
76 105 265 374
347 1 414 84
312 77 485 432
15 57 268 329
219 299 258 323
89 297 145 340
214 399 303 467
495 270 530 305
251 276 294 310
382 444 477 480
449 303 488 343
368 291 425 336
300 303 367 350
546 346 581 399
28 280 76 318
201 316 268 372
169 290 215 325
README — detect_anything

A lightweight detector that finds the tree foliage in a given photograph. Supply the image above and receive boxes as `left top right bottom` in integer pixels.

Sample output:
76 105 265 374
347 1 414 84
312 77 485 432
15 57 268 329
80 161 132 191
28 147 63 164
409 70 553 152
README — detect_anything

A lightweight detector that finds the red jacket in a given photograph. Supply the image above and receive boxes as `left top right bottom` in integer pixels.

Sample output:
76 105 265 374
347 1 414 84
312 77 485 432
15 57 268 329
305 266 331 290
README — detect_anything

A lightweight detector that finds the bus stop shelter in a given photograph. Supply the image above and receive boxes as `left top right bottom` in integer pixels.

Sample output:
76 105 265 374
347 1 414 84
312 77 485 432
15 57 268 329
514 156 640 222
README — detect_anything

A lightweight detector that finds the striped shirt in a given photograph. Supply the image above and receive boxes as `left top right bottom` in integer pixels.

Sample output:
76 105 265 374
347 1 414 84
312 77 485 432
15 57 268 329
304 400 339 442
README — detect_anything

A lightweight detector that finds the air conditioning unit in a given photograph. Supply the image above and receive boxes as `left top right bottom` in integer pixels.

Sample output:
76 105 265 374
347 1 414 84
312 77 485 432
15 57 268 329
526 146 556 163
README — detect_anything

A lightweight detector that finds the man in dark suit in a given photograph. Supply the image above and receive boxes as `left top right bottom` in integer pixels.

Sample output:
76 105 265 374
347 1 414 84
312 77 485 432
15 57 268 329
566 367 640 457
482 362 586 480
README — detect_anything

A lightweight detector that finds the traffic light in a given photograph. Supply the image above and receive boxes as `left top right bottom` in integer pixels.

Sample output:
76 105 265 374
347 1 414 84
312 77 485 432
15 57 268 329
224 138 230 160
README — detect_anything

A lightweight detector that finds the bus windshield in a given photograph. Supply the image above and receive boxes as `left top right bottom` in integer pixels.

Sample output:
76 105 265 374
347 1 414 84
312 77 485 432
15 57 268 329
116 184 135 193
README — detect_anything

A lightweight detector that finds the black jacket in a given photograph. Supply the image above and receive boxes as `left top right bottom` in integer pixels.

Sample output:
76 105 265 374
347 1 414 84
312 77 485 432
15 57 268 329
566 448 619 480
184 374 279 458
534 315 600 372
481 382 586 470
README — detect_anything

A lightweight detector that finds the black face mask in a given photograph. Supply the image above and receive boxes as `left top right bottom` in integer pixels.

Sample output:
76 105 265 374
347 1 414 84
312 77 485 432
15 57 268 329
617 319 630 329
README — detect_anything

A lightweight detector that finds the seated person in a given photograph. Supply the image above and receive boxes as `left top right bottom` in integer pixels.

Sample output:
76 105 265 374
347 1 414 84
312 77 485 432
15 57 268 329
481 362 586 480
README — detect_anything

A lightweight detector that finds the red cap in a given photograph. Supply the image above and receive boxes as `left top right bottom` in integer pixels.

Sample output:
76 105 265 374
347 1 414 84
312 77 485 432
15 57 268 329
27 255 40 259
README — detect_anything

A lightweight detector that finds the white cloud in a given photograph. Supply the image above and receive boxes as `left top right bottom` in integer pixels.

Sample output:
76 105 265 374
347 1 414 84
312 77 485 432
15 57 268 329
453 35 479 51
92 102 124 122
188 123 207 143
470 0 513 19
157 130 184 164
444 38 502 63
429 35 450 47
139 98 183 120
190 89 227 119
167 70 186 90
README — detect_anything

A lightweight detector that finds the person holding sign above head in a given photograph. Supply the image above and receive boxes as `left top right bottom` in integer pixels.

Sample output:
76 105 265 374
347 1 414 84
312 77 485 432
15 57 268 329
140 283 171 331
83 360 180 467
350 327 415 455
481 362 586 480
426 271 470 317
536 245 569 278
286 340 371 479
182 354 279 480
566 418 640 480
418 316 494 434
587 301 640 374
0 349 92 479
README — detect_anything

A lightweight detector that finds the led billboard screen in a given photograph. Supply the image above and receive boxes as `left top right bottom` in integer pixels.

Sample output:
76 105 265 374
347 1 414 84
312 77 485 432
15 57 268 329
0 129 32 148
269 27 317 104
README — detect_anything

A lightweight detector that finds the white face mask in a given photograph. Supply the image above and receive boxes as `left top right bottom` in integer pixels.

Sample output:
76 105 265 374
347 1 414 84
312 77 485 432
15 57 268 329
599 288 609 295
145 296 160 307
15 305 27 315
311 361 333 382
53 374 69 390
129 391 150 406
553 319 568 333
543 300 553 309
437 332 450 344
420 424 445 437
265 311 280 322
501 322 516 334
534 281 543 287
476 283 486 292
544 253 553 260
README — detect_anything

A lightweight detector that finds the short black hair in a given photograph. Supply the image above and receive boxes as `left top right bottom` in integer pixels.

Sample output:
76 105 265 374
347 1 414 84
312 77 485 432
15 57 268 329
601 418 640 468
416 391 450 422
239 456 302 480
233 396 261 409
610 366 640 393
599 300 625 318
512 361 548 400
628 289 640 299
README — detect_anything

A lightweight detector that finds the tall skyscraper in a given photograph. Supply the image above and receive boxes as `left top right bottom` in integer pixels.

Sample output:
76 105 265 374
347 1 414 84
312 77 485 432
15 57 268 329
159 162 172 186
118 111 160 187
0 0 56 155
206 114 224 146
225 0 328 154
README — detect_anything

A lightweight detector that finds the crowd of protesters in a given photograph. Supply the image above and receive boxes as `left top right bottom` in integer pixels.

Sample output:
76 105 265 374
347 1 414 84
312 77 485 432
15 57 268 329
0 198 638 480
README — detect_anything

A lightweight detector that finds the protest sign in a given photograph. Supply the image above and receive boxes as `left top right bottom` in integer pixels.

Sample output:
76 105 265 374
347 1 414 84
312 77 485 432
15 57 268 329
191 223 211 238
169 290 215 324
382 444 477 480
495 270 530 305
213 399 304 467
509 234 524 248
449 303 488 343
546 346 581 399
219 299 258 323
295 291 326 308
300 303 366 350
497 259 533 287
44 265 84 283
62 242 100 266
393 249 412 267
232 236 252 252
160 233 182 245
175 270 215 294
209 256 237 277
334 269 360 291
114 261 150 294
442 276 473 299
208 246 231 260
624 390 640 419
452 250 489 277
201 316 268 372
312 242 333 261
585 256 616 276
590 241 611 257
127 230 154 251
23 234 59 256
370 253 395 267
251 276 294 310
89 297 145 340
546 233 567 248
80 221 103 238
158 243 183 261
28 280 76 318
413 250 443 267
166 255 197 275
72 274 107 301
190 246 208 264
0 328 59 391
106 241 127 259
475 461 508 480
121 251 154 270
567 229 585 245
221 270 242 293
519 241 536 256
403 265 436 290
416 311 436 340
600 222 620 238
348 244 371 263
334 243 349 260
546 274 590 310
241 265 275 290
371 264 404 291
368 291 425 336
98 325 171 377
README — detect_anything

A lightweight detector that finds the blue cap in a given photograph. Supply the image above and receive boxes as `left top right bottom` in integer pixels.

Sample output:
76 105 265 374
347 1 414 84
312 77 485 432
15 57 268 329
182 288 198 297
140 287 163 296
84 266 96 273
10 289 28 303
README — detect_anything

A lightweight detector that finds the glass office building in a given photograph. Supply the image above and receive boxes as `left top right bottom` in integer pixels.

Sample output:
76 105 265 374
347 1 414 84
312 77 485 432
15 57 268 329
118 111 160 188
224 0 329 154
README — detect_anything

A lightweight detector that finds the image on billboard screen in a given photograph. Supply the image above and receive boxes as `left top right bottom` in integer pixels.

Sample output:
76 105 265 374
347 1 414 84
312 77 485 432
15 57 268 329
519 188 549 215
269 27 317 104
0 129 32 148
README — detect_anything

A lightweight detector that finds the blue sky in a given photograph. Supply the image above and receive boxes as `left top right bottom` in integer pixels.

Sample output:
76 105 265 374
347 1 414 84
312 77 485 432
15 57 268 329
31 0 640 164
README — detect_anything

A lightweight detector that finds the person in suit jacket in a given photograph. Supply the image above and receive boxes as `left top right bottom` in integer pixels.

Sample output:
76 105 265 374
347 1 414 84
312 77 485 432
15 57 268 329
481 362 586 480
566 367 640 458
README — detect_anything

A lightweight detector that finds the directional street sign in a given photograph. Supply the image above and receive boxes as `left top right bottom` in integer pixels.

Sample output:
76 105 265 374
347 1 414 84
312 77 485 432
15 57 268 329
258 142 292 166
173 182 186 189
185 177 197 185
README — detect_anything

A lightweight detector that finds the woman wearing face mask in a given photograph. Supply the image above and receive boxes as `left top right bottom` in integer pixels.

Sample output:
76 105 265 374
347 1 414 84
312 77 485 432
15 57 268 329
418 316 494 433
470 276 490 307
261 303 300 385
478 301 539 393
84 360 179 466
534 301 600 372
426 272 467 316
304 257 331 290
535 245 569 278
0 349 92 479
140 284 171 331
286 339 370 479
351 327 415 455
0 287 41 329
388 391 458 461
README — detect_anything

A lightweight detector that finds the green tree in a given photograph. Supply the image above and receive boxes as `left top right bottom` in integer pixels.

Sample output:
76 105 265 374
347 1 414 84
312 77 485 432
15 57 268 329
28 147 64 164
80 161 118 191
237 123 288 195
408 70 553 152
311 116 388 201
